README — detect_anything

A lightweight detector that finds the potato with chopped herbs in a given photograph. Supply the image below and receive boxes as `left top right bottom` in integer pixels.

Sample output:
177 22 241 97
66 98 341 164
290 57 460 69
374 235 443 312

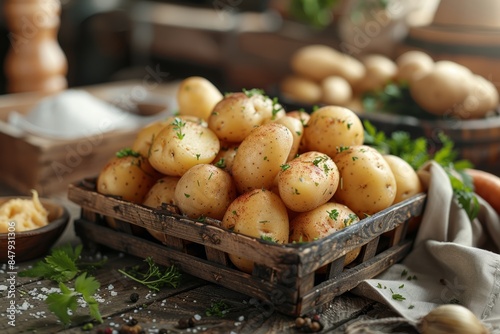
277 151 339 212
221 188 289 273
174 164 237 220
132 116 207 158
232 122 293 194
208 89 285 143
303 106 364 159
333 145 397 217
177 76 223 121
97 148 161 204
148 117 220 176
289 201 361 267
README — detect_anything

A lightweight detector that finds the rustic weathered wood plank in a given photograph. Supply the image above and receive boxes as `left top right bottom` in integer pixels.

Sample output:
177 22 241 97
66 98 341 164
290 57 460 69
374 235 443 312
68 183 427 277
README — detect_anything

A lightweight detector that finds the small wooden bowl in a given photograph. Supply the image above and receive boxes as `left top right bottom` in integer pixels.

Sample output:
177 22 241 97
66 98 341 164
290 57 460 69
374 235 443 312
0 197 70 262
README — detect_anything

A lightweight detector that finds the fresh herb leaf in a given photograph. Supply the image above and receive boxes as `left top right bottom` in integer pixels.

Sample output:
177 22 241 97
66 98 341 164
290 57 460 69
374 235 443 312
116 148 141 158
19 245 106 325
392 293 406 301
118 257 182 292
205 300 231 317
19 244 103 282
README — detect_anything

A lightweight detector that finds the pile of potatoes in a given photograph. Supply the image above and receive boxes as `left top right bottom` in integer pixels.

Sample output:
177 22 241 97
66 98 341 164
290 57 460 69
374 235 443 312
96 76 423 274
280 44 499 119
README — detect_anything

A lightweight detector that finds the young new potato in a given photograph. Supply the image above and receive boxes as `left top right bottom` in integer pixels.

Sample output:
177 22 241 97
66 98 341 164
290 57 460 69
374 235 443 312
142 176 180 242
221 188 289 273
212 142 239 175
131 119 169 158
280 75 322 105
278 152 339 212
232 122 293 194
383 154 422 204
273 115 304 161
174 164 237 220
176 76 223 121
208 90 284 143
132 115 207 158
333 145 397 218
97 148 161 204
303 106 364 159
410 60 473 116
289 202 361 267
395 50 434 84
148 117 220 176
356 54 397 94
321 75 352 106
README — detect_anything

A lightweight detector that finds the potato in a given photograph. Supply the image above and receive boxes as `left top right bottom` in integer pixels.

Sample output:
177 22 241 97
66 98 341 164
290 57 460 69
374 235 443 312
356 54 397 93
290 44 344 82
410 60 473 115
303 106 364 159
232 122 293 193
208 91 282 143
148 117 220 176
212 141 239 175
321 75 352 106
132 115 207 158
273 115 304 161
280 75 322 105
143 176 180 208
383 155 422 204
177 76 223 121
97 148 161 204
221 188 289 273
333 145 396 217
278 151 339 212
289 202 361 267
395 50 434 84
286 110 310 126
142 176 180 242
455 74 499 119
131 119 169 157
174 164 237 220
287 110 310 153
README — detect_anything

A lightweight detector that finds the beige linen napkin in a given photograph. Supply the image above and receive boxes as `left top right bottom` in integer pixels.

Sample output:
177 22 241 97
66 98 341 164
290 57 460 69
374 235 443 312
353 161 500 330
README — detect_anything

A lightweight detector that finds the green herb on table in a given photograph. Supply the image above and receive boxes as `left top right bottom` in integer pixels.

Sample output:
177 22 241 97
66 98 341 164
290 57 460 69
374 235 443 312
363 120 479 221
19 244 106 282
46 273 102 326
205 300 231 318
118 257 181 292
18 244 106 325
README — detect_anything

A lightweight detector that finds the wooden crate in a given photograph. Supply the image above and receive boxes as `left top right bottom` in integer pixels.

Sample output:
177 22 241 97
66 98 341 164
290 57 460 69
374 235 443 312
0 81 177 195
68 179 426 317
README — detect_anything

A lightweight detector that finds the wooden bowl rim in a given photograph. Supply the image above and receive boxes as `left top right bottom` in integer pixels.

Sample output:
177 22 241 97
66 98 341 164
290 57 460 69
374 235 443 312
0 196 70 238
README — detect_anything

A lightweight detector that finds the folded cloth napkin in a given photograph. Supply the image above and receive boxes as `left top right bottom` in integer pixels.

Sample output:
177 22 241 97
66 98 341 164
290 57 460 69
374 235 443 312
353 160 500 331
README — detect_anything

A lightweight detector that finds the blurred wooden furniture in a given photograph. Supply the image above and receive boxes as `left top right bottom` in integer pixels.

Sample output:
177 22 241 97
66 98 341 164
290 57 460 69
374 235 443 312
3 0 67 93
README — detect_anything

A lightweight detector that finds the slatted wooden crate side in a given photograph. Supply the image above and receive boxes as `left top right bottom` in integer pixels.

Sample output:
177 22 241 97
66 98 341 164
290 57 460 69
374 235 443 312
68 183 426 277
74 219 304 315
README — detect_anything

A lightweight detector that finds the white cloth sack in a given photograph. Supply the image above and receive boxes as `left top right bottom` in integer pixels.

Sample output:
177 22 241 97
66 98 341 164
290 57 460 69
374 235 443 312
353 161 500 331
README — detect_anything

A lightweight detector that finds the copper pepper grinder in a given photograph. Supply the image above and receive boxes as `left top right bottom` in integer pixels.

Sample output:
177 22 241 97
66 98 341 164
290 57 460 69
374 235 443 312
3 0 68 94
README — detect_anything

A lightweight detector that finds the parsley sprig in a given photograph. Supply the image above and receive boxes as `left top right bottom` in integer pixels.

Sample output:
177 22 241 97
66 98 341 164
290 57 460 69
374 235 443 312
46 273 102 325
205 300 231 317
363 120 479 220
19 244 106 325
118 257 182 292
